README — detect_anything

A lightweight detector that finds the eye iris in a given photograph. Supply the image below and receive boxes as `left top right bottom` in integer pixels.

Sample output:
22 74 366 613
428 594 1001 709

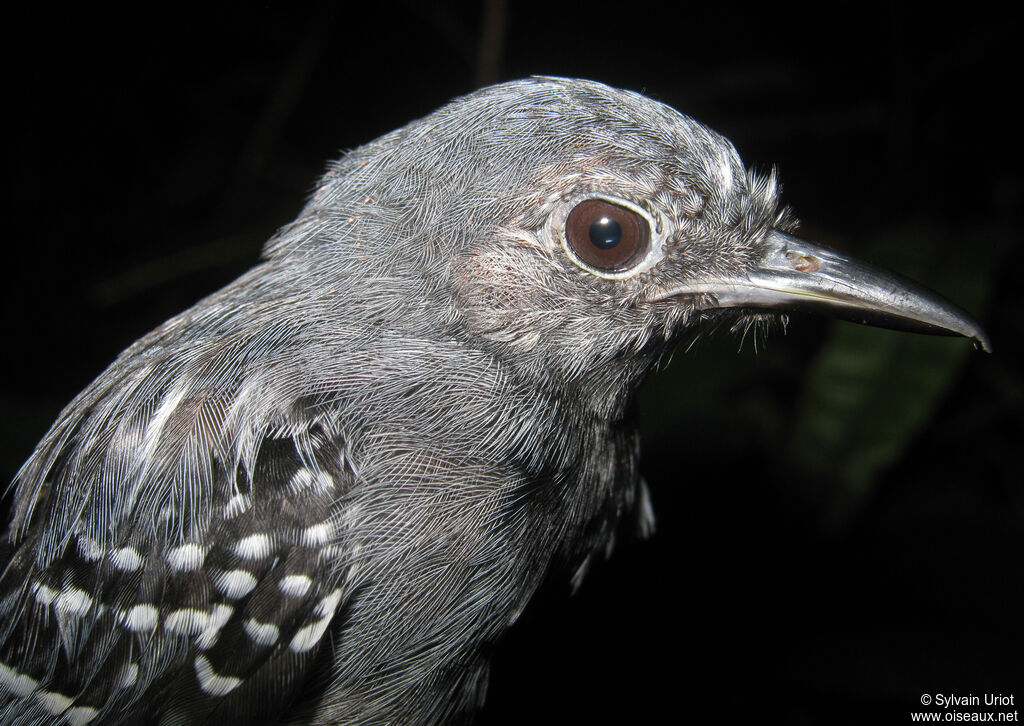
565 198 650 273
589 216 621 250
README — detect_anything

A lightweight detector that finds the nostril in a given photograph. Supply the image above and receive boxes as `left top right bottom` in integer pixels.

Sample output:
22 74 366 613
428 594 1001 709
786 251 820 273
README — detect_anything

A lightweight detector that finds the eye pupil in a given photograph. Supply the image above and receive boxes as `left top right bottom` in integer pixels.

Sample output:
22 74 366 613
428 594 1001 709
589 216 622 250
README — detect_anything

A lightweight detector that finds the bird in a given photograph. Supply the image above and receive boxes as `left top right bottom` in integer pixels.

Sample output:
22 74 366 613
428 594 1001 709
0 77 988 725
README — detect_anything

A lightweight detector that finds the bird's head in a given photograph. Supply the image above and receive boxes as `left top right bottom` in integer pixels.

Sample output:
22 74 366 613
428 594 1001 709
268 77 988 416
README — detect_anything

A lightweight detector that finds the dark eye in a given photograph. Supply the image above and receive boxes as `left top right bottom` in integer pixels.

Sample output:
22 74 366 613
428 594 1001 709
566 199 650 272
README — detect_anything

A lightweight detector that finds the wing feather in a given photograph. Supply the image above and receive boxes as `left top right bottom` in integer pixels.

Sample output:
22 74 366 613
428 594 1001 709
1 377 360 724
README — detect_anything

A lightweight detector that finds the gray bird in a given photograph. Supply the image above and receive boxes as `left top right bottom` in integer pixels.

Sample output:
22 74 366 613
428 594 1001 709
0 77 987 725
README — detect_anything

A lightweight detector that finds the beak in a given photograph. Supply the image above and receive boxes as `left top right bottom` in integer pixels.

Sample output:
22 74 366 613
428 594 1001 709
664 230 990 352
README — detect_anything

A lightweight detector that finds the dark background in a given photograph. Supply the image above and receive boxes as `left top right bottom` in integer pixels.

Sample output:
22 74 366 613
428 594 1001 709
5 3 1020 724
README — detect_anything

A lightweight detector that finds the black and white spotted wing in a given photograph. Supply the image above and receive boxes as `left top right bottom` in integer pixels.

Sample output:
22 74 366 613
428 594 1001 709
0 406 359 726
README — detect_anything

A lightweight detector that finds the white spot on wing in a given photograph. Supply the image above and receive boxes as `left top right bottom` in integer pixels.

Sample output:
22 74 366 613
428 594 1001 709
289 618 331 653
54 588 93 616
278 574 313 598
76 535 103 562
314 588 343 619
165 608 210 636
718 154 733 194
32 582 58 607
166 543 206 571
196 604 234 650
223 493 252 519
232 533 272 560
36 689 73 715
117 604 159 632
301 521 334 547
194 655 242 696
243 618 280 646
116 662 139 689
213 569 258 599
289 468 334 494
289 468 313 492
111 546 143 571
313 471 335 492
290 588 343 653
142 386 188 463
0 660 39 697
65 706 100 725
